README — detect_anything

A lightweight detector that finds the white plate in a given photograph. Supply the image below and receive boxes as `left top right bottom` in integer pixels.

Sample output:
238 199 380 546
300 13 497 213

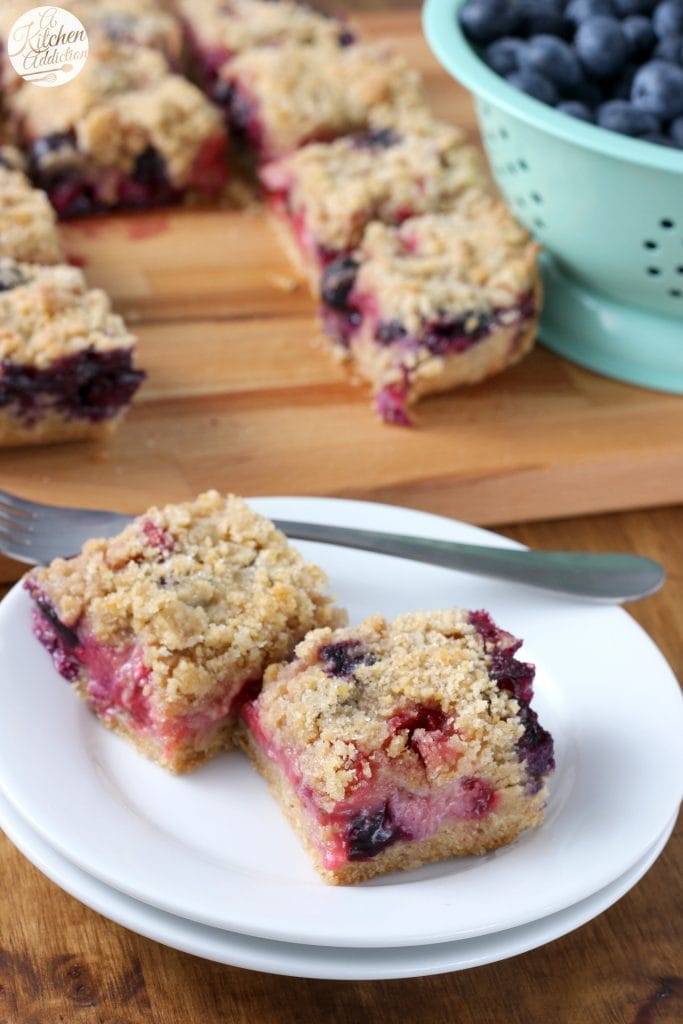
0 498 681 948
0 790 676 981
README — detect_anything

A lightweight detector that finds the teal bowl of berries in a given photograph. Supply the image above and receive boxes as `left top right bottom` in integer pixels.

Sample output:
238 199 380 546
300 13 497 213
423 0 683 393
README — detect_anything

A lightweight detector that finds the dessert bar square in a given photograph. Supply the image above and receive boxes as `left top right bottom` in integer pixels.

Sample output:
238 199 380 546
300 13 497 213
0 157 62 264
0 258 144 447
260 118 487 281
7 42 228 217
215 40 427 162
25 492 346 774
237 610 554 884
178 0 355 91
319 192 540 425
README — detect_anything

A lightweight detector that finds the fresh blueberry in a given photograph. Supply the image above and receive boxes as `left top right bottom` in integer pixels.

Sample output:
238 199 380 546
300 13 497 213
516 0 572 38
640 131 680 145
652 0 683 37
622 15 657 56
459 0 520 43
565 0 616 25
569 76 606 106
320 256 358 310
484 37 528 76
597 98 661 133
653 34 683 62
575 16 630 78
347 805 403 859
631 59 683 118
523 34 582 88
612 0 657 12
670 113 683 144
557 99 596 119
506 68 559 104
611 63 639 99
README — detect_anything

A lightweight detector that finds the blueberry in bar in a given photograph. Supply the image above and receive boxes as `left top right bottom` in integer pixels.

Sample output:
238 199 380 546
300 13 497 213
237 609 554 884
6 42 228 217
0 258 144 447
214 40 427 163
260 117 487 284
319 192 541 426
177 0 355 92
0 155 62 264
25 492 346 774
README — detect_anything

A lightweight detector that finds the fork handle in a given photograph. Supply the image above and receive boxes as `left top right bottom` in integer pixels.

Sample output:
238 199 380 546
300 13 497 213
272 519 664 603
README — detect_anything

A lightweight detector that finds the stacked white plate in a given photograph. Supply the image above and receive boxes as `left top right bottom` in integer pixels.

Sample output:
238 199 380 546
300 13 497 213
0 498 681 981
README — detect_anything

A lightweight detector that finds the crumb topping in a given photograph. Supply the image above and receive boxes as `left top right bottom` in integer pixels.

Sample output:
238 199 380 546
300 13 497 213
263 119 487 252
353 193 539 332
0 259 135 366
0 166 62 264
256 611 529 806
178 0 349 56
26 492 344 708
224 41 427 158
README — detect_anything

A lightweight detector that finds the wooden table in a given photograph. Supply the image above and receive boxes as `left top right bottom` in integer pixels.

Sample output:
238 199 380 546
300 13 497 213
1 5 681 1022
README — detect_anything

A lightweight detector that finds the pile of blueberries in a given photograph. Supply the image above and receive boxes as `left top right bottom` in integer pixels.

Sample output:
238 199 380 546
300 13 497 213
458 0 683 148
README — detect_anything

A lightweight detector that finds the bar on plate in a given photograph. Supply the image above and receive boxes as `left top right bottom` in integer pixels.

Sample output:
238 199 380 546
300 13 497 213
237 609 554 884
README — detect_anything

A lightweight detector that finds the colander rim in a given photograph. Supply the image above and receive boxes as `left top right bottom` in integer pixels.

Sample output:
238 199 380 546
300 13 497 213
423 0 683 174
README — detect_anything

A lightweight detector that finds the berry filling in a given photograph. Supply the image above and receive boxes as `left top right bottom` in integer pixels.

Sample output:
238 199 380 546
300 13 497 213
0 348 145 426
29 132 228 217
27 584 255 756
319 639 376 678
320 254 537 355
470 610 555 792
242 695 501 871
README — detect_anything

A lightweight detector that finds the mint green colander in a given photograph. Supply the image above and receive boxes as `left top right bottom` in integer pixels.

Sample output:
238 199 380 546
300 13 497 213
423 0 683 393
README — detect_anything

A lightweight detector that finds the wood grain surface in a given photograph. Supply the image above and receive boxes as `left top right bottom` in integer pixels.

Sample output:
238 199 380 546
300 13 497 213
0 5 681 1023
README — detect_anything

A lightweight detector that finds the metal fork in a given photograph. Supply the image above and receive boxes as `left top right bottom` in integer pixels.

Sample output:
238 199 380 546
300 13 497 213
0 489 665 603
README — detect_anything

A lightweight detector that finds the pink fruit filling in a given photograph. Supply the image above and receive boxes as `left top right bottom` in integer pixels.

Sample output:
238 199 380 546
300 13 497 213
242 696 499 871
26 583 254 759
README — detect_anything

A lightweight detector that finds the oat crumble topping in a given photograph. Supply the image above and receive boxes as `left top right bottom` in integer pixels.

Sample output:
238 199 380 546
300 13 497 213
0 259 136 367
263 119 488 252
0 165 62 264
178 0 349 57
27 491 345 708
257 611 528 807
353 194 539 333
224 40 427 158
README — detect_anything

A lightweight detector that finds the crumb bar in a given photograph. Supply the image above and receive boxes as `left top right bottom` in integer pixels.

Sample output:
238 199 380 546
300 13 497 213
178 0 355 90
319 192 541 425
260 118 487 281
6 42 228 217
215 40 427 162
25 491 346 773
0 258 144 446
237 609 554 884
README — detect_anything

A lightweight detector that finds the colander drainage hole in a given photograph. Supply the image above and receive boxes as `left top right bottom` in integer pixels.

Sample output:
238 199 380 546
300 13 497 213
531 192 543 204
659 218 675 230
517 158 528 170
669 289 682 298
647 267 661 275
643 240 658 250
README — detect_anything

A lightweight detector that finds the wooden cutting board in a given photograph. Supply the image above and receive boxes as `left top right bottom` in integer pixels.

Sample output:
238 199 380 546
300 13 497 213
1 9 682 584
